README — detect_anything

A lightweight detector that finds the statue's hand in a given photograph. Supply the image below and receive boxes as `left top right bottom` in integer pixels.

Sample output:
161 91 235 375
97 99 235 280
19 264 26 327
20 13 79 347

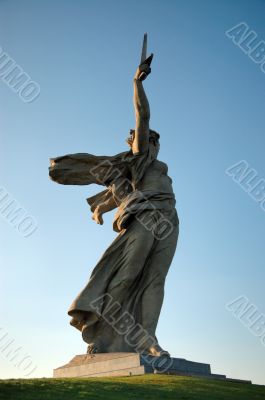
134 63 151 81
92 207 104 225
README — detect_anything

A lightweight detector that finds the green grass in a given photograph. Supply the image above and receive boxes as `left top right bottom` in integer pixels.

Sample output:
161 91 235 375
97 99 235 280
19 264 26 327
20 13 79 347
0 375 264 400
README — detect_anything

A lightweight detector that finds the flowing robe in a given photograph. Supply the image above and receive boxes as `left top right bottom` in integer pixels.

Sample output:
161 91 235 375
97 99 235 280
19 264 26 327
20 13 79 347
49 139 179 353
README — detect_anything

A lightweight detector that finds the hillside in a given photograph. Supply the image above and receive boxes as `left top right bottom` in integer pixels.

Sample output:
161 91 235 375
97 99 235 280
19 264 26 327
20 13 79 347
0 374 264 400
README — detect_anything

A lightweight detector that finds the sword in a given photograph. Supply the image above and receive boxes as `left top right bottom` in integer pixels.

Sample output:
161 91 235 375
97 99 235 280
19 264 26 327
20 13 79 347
140 33 148 64
139 33 153 81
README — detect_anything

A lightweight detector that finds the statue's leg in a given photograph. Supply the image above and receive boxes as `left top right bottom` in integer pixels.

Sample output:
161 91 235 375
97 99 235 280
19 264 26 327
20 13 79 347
83 218 156 353
80 212 178 354
106 219 155 300
139 222 179 356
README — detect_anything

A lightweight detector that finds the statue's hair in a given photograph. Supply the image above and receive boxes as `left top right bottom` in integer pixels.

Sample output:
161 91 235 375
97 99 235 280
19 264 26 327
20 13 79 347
149 129 160 141
129 129 160 141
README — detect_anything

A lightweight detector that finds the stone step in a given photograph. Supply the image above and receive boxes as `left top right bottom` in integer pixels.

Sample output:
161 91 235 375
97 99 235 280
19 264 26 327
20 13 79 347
53 353 227 380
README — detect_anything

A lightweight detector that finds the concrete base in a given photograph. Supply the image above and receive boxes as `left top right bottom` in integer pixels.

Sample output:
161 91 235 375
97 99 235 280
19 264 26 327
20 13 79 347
53 353 251 383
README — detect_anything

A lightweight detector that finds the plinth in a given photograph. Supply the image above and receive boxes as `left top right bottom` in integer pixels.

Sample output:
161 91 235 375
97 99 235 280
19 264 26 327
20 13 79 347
54 352 227 379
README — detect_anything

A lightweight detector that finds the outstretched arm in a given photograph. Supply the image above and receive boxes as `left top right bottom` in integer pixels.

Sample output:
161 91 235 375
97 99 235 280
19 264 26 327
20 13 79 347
132 64 151 155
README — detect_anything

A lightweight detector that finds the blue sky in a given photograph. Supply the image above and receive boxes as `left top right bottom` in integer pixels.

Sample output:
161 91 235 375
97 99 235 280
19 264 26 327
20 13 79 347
1 0 265 385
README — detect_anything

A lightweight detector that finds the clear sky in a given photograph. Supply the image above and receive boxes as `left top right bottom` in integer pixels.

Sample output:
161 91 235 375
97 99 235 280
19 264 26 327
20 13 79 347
1 0 265 385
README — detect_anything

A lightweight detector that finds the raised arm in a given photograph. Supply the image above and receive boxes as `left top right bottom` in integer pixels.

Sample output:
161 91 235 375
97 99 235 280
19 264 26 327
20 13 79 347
132 64 151 155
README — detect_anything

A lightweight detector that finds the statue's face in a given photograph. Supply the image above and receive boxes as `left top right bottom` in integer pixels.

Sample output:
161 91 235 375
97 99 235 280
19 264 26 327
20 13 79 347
126 129 135 148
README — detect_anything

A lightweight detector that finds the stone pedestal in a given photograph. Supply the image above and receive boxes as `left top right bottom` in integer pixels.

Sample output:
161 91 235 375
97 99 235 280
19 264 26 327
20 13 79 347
53 352 226 379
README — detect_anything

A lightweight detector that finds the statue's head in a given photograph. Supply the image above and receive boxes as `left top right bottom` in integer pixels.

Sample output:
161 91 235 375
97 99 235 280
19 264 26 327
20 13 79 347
126 129 160 149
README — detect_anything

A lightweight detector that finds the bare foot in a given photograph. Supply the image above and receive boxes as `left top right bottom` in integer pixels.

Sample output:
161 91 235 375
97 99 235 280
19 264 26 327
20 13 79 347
148 343 170 357
87 343 99 354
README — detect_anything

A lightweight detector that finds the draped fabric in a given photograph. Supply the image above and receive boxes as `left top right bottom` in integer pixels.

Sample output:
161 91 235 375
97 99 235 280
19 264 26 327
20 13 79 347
49 138 159 188
49 138 179 353
49 139 161 232
68 208 179 353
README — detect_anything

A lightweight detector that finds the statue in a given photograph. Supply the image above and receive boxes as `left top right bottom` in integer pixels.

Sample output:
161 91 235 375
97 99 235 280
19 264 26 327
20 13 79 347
49 34 179 357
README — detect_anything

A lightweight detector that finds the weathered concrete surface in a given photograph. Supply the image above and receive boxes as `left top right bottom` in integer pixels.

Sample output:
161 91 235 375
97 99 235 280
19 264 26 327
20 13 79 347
54 353 215 379
54 353 144 378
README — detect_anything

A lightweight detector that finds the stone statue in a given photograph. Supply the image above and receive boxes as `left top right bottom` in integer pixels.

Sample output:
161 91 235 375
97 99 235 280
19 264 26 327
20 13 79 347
49 34 179 357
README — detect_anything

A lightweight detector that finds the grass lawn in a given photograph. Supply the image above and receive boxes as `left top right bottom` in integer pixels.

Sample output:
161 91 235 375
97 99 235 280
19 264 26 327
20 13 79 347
0 375 264 400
